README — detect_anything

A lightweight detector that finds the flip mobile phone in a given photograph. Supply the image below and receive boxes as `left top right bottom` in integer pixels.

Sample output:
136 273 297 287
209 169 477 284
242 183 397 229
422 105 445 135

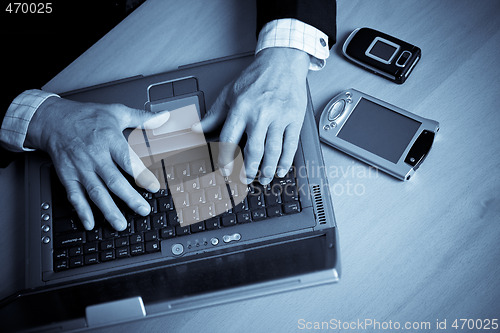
342 27 421 84
319 89 439 181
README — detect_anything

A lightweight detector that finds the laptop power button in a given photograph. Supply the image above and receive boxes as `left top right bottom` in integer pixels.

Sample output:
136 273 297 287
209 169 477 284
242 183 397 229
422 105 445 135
171 243 184 256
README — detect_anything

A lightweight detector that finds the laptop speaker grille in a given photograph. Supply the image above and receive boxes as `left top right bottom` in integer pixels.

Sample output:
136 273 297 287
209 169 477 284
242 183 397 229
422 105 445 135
310 184 327 224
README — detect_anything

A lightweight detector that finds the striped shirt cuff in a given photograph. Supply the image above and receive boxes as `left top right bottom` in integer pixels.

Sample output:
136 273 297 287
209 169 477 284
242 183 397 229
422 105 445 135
0 89 59 152
256 18 330 71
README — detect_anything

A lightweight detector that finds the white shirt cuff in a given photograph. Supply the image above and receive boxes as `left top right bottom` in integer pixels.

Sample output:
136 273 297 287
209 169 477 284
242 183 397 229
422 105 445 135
256 18 330 71
0 89 59 152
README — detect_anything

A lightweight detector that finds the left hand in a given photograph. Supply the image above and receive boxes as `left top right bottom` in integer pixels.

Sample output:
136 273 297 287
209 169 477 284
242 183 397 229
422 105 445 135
192 47 310 185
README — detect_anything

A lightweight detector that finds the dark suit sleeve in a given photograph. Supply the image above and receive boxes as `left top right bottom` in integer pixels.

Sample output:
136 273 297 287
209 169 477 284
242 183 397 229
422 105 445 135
0 1 132 167
256 0 337 48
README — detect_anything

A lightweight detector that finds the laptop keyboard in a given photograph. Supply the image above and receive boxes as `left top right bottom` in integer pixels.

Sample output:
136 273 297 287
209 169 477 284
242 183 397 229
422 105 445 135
51 162 301 272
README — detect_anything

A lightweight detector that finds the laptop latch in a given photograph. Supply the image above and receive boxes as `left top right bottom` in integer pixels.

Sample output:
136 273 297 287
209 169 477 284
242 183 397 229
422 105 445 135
85 296 146 327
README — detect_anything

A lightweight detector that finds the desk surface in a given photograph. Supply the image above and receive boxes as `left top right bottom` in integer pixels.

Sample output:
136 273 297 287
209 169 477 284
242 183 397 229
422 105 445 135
1 0 499 331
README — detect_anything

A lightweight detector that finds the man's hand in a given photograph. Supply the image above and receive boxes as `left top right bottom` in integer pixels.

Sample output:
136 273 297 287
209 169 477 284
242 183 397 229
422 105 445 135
26 97 170 231
193 47 310 185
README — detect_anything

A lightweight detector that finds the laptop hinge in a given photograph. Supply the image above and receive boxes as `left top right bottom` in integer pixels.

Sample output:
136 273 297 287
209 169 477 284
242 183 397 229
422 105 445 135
85 296 146 327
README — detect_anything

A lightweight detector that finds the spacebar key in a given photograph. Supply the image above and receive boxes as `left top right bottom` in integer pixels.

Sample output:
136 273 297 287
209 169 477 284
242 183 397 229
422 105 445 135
54 232 85 248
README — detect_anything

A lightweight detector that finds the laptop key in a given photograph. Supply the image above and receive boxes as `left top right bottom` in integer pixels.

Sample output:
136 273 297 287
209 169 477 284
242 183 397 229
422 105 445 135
53 248 67 260
83 242 98 254
115 246 130 258
130 233 143 244
54 231 85 248
234 198 249 213
190 159 208 175
102 227 119 239
176 225 190 236
266 205 282 218
54 259 68 271
205 217 219 230
190 221 205 233
221 214 237 227
100 239 114 250
84 253 99 265
282 184 299 202
144 230 159 242
160 226 175 239
154 188 168 198
135 216 151 232
236 212 251 223
100 250 115 262
146 198 158 214
185 177 200 192
69 256 83 268
86 229 101 241
130 243 145 256
145 240 160 253
248 194 265 210
115 236 129 247
283 202 300 214
167 211 179 227
251 208 267 221
158 196 174 211
151 212 167 229
69 246 82 257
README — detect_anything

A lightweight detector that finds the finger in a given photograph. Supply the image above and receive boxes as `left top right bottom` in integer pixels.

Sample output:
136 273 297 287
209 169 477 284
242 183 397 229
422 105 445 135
62 178 95 230
240 126 266 184
277 123 301 177
111 137 160 192
95 157 152 216
192 85 230 133
82 174 128 231
259 124 284 184
217 112 246 176
119 104 171 129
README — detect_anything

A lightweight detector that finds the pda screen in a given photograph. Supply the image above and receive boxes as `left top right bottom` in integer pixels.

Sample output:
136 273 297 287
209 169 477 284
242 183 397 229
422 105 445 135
337 98 421 163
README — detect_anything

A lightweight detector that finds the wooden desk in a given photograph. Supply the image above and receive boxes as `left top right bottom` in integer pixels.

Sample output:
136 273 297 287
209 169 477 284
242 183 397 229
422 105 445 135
2 0 499 331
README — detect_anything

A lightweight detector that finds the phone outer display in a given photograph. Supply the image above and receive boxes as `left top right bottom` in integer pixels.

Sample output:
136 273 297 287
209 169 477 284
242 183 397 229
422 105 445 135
319 89 439 181
337 98 421 163
365 37 401 64
342 27 421 84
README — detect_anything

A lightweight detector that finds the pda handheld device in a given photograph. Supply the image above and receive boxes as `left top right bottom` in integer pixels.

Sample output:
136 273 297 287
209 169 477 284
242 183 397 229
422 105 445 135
319 89 439 181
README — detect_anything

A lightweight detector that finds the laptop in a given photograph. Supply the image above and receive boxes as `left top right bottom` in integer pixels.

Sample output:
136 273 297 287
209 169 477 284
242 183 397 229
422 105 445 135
0 54 340 332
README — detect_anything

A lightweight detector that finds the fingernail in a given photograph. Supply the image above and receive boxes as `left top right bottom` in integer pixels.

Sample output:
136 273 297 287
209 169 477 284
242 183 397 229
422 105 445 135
220 167 230 177
277 168 287 178
82 220 92 230
244 177 254 184
147 181 160 193
260 177 272 185
220 161 234 177
138 205 151 216
115 219 127 231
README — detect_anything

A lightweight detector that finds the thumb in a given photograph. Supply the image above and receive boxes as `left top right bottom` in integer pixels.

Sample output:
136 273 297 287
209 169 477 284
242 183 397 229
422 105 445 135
123 106 170 129
192 84 230 134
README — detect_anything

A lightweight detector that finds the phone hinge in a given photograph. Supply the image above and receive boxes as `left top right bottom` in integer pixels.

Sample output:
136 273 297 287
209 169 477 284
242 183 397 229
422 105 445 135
86 296 146 327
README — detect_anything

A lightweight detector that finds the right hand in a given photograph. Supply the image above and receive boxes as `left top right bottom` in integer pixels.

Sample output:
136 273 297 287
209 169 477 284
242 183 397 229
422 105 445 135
26 97 170 231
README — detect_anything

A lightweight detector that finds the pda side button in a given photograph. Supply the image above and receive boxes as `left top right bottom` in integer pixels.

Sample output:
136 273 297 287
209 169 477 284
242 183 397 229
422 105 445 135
171 243 184 255
328 99 346 121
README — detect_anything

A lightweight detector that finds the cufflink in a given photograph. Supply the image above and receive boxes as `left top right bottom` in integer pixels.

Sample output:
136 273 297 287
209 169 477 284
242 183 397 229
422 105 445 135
320 38 326 47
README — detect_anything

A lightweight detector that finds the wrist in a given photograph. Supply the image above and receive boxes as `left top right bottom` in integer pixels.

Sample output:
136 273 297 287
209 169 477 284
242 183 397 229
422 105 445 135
25 96 60 150
256 47 310 78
